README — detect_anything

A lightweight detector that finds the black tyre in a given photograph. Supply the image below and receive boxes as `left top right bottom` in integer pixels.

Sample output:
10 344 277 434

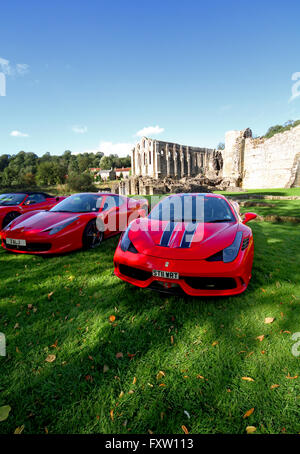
82 220 103 249
2 211 21 229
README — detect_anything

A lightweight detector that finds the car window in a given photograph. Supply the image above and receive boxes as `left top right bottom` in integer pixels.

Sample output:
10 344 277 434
149 195 235 223
25 194 46 205
0 193 26 206
51 194 103 213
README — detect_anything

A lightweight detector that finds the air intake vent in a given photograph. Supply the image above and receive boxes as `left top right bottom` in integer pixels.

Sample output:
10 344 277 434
242 237 249 250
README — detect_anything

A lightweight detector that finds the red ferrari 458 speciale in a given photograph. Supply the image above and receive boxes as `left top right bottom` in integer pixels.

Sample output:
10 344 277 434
0 192 65 229
114 193 257 297
1 192 148 255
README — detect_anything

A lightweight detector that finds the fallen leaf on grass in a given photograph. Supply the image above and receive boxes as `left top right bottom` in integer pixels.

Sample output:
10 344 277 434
156 371 165 380
270 384 280 389
182 425 189 434
243 408 254 419
14 323 19 330
116 352 123 359
109 315 116 322
171 335 174 345
286 373 298 379
0 405 11 422
110 409 114 421
103 365 109 373
119 391 124 398
184 410 190 419
50 340 58 348
14 425 24 434
242 377 255 382
127 353 136 358
264 317 275 324
212 341 218 347
246 426 256 434
27 304 33 309
47 292 54 300
196 375 205 380
159 383 166 387
45 354 56 363
132 377 137 385
256 335 265 342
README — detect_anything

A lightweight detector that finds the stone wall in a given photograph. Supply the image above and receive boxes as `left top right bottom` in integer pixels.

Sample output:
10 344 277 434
223 126 300 189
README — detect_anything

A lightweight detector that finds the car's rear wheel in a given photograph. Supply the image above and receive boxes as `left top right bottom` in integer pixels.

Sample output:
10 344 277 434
82 220 103 249
2 211 21 229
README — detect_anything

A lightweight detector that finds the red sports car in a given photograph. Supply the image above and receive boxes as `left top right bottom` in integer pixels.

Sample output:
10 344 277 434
0 192 65 229
1 192 148 255
114 193 257 296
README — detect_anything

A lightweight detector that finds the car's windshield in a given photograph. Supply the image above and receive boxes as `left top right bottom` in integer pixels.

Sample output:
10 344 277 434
0 193 26 206
50 194 103 213
149 195 235 223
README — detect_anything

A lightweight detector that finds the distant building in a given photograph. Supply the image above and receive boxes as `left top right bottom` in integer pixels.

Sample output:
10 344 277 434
115 167 131 179
89 168 116 181
131 137 221 179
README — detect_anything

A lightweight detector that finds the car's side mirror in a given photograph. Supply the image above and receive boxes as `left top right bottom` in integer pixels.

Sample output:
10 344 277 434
242 212 257 224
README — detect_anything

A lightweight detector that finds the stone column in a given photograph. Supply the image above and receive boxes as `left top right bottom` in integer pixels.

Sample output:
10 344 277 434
187 147 191 177
155 141 161 178
173 144 178 178
180 145 184 178
166 144 170 177
131 148 135 175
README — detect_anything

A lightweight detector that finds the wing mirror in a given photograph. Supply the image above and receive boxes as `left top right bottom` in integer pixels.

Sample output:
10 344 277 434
242 212 257 224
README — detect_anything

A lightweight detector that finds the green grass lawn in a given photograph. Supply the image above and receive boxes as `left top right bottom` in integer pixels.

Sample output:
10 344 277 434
238 199 300 218
215 187 300 197
0 222 300 434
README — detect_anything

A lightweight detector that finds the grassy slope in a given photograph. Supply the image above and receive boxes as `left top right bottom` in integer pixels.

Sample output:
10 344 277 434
0 221 300 434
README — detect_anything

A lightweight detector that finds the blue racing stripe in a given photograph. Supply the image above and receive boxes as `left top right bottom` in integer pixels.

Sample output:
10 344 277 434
160 222 177 247
180 222 198 248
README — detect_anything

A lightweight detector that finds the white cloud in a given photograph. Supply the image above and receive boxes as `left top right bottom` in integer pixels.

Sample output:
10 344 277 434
135 125 164 137
0 58 29 76
16 63 30 75
10 130 29 137
98 141 134 157
72 125 88 134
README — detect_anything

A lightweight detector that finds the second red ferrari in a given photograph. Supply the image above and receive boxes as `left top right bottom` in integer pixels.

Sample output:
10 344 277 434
1 192 148 254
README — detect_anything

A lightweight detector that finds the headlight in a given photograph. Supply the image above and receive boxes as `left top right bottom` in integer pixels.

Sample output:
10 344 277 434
222 232 243 263
47 217 79 235
120 226 138 253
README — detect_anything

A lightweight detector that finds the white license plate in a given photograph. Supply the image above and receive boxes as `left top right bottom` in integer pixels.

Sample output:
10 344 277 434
6 238 26 246
152 270 179 280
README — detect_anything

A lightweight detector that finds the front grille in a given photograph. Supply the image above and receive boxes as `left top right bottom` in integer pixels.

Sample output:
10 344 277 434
184 277 237 290
149 281 186 296
242 237 249 250
4 241 51 252
119 264 152 281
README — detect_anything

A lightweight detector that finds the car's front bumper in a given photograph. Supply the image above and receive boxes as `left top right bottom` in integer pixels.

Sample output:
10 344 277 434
114 244 254 297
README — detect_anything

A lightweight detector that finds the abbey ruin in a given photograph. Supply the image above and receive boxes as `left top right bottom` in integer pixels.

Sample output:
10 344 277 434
114 125 300 195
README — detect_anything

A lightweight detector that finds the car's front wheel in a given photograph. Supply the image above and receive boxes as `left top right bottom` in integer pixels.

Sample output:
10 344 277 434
82 220 103 249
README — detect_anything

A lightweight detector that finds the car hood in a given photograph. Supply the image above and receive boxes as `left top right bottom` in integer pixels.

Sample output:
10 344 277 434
5 211 80 234
128 218 239 260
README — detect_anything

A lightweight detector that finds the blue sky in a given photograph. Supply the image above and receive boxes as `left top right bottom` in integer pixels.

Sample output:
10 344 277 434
1 0 300 157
